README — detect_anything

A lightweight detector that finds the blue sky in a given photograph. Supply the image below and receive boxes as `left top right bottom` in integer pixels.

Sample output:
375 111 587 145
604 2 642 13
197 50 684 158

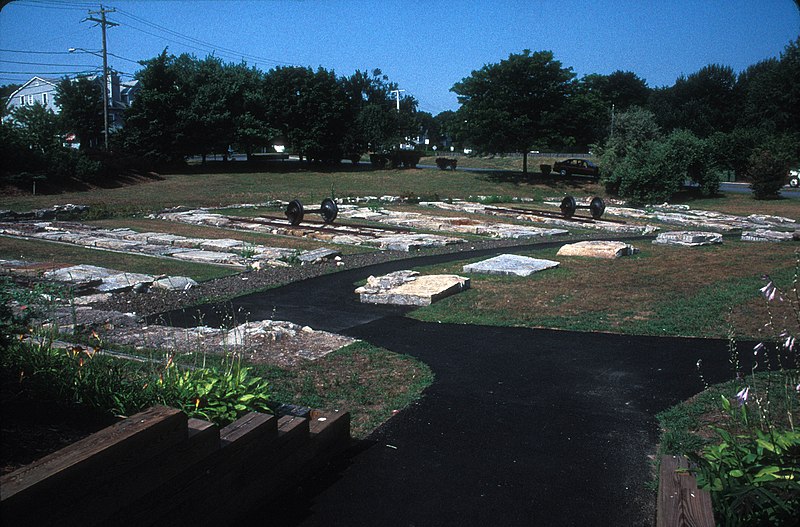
1 0 798 114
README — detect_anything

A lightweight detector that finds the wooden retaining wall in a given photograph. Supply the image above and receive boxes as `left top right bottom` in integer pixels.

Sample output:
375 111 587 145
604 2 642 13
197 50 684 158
657 455 715 527
0 405 350 526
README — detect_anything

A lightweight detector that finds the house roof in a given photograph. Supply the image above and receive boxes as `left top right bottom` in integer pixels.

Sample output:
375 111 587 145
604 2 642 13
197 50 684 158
6 76 59 100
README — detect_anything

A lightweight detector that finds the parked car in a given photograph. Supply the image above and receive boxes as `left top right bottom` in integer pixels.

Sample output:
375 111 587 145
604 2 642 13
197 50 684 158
789 168 799 188
552 158 600 178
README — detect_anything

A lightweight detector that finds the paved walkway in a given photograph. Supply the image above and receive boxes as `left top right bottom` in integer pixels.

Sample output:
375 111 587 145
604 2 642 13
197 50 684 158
166 239 741 526
271 319 737 526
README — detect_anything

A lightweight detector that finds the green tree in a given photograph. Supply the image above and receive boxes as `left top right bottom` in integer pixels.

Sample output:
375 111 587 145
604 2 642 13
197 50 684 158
11 102 62 153
264 66 349 163
0 83 21 118
451 49 575 173
177 55 238 162
649 64 740 137
599 106 660 194
55 76 103 150
341 69 416 155
747 148 789 199
121 50 186 163
740 38 800 136
433 110 461 150
230 64 274 160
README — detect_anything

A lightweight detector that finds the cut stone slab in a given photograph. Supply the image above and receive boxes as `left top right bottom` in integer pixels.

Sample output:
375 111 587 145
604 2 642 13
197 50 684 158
652 231 723 246
463 254 560 276
741 230 796 243
152 276 198 291
44 264 115 283
298 247 342 263
356 271 470 306
557 241 639 259
95 272 155 293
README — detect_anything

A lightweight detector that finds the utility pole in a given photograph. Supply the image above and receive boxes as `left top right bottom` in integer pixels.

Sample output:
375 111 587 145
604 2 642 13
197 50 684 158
85 5 117 150
389 89 405 112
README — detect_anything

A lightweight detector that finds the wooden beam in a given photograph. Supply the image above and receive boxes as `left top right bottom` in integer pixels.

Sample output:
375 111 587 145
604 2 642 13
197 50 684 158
657 455 715 527
1 406 187 524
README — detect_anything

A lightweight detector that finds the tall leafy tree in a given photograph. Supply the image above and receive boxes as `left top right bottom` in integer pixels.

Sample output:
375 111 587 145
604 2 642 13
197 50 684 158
177 55 238 161
229 63 274 160
342 69 416 155
264 66 349 163
648 64 739 137
451 49 575 173
55 75 103 150
122 50 186 163
10 102 63 153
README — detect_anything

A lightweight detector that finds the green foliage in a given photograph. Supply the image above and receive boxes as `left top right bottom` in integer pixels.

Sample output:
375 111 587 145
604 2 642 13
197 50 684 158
451 49 575 172
158 357 271 425
11 102 63 153
1 338 271 427
748 148 789 200
601 110 719 203
55 76 103 149
689 410 800 526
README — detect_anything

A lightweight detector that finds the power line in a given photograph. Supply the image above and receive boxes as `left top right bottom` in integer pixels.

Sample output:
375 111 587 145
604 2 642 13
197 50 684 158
0 70 97 75
11 0 97 10
114 7 295 67
0 48 76 55
0 59 97 67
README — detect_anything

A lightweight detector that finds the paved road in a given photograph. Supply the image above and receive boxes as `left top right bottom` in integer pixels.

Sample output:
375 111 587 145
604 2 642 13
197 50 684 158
166 240 750 526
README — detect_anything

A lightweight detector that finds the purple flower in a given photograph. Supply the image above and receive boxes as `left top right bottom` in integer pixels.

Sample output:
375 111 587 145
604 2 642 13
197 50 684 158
736 386 750 406
759 280 780 302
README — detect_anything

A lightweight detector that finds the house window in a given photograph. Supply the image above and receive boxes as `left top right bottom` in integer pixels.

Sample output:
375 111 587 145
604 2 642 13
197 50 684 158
42 93 48 105
19 96 25 105
28 94 34 105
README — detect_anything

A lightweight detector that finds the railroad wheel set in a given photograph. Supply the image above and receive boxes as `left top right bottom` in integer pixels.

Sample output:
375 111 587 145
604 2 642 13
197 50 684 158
283 195 606 226
285 198 339 225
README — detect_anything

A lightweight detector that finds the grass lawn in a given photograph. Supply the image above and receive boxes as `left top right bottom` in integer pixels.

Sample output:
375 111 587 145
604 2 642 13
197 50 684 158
408 241 799 339
254 341 434 438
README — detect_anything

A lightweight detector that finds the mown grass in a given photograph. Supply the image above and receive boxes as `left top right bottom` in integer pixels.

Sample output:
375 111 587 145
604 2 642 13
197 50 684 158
408 242 799 339
252 341 434 438
656 370 799 456
0 236 237 282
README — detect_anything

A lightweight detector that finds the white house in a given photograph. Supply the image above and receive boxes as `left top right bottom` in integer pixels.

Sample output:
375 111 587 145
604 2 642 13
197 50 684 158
5 73 138 130
5 76 60 114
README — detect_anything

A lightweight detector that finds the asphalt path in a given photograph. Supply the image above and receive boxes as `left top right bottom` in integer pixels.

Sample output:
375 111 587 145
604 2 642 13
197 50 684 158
164 240 754 526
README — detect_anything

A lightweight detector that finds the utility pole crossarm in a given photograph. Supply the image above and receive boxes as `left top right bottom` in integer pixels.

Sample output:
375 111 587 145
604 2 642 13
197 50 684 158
389 89 405 112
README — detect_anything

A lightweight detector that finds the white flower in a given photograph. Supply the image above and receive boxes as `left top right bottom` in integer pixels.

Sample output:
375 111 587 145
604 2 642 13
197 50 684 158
736 386 750 405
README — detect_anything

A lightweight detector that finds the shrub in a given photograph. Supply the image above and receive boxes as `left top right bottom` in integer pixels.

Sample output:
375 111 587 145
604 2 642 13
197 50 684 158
539 163 551 175
602 128 720 204
748 148 789 199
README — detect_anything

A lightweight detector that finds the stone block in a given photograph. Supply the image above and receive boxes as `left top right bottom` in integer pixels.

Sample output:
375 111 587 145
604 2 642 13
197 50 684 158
96 272 155 293
356 272 470 306
741 230 796 242
298 248 342 263
557 241 639 258
152 276 198 291
44 264 114 283
463 254 560 276
652 231 723 246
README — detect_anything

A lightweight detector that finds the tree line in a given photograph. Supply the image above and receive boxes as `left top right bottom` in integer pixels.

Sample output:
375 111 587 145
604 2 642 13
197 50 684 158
2 38 798 201
448 39 799 200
